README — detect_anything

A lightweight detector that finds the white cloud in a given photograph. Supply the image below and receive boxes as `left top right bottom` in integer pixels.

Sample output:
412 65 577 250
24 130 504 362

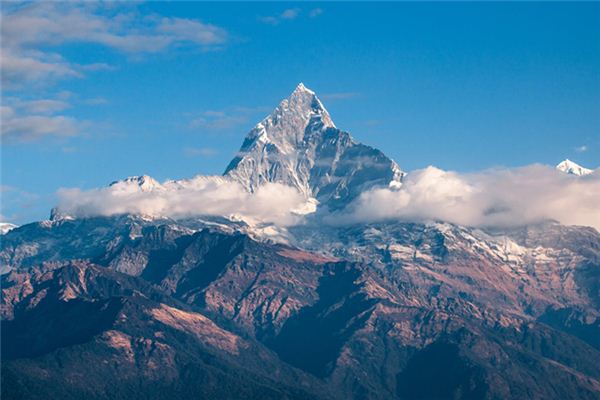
327 165 600 231
55 178 308 226
2 3 227 51
0 2 228 87
20 99 70 114
188 106 269 131
259 8 302 25
309 8 323 18
575 145 588 153
183 147 218 157
0 185 41 223
83 97 109 106
0 95 84 142
49 164 600 232
281 8 301 20
321 92 359 101
0 3 229 144
0 48 80 87
190 112 247 131
1 105 81 142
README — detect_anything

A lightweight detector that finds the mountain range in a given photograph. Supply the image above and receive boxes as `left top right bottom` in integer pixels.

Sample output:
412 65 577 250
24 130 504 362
2 84 599 400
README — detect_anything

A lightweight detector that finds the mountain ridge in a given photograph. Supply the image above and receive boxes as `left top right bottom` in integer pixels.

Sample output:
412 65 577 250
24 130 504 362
3 83 600 400
3 216 600 399
556 159 594 176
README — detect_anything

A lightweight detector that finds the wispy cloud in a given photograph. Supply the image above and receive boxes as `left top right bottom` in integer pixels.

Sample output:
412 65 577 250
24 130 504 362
21 99 70 114
0 48 81 88
259 8 301 25
575 145 588 153
0 185 42 223
83 97 109 106
0 3 229 145
1 106 82 143
190 111 247 131
363 119 383 127
62 146 78 154
281 8 301 20
1 96 83 143
183 147 218 157
309 8 324 18
321 92 359 101
188 106 269 132
259 7 322 25
0 2 229 88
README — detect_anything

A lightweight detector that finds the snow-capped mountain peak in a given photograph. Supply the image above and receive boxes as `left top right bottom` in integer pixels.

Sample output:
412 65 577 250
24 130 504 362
109 175 164 192
237 82 336 154
51 83 405 222
556 159 593 176
224 83 404 208
0 222 17 235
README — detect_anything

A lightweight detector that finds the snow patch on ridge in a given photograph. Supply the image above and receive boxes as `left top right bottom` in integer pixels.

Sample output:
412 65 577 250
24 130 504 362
556 159 593 176
0 223 18 235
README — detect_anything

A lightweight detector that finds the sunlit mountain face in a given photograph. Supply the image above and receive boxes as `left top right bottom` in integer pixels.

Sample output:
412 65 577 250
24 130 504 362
2 84 600 400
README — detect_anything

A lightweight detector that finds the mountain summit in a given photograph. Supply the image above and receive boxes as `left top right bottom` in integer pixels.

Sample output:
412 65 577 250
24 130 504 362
556 159 593 176
224 83 404 209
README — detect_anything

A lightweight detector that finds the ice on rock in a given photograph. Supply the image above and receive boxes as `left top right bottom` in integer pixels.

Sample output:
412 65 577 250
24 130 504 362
224 83 404 209
556 159 593 176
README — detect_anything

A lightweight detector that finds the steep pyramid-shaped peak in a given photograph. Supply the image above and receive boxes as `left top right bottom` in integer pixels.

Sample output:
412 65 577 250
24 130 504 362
260 82 335 146
293 82 314 95
556 159 593 176
224 83 404 208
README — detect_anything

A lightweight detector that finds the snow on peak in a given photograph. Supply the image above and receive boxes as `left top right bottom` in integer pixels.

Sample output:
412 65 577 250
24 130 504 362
556 159 593 176
0 222 17 235
293 82 314 95
48 83 406 224
110 175 164 192
224 83 405 208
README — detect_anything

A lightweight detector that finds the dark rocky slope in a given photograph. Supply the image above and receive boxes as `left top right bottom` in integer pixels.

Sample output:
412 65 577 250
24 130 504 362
2 220 600 399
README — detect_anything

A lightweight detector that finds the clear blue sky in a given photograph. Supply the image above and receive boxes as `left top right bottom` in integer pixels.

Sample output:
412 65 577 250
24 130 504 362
2 2 599 224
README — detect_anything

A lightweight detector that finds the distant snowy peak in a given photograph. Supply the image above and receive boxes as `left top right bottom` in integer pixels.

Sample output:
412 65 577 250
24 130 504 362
0 222 17 235
556 159 593 176
109 175 164 192
224 83 404 208
107 174 234 193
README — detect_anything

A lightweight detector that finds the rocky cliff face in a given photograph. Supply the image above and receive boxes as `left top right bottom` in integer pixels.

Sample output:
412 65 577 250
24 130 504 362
1 260 331 400
3 217 600 399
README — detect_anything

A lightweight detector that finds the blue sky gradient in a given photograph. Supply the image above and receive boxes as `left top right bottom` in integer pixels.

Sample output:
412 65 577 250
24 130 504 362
2 2 599 224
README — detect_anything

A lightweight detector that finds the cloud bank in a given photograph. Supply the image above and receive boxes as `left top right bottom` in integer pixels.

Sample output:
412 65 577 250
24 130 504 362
55 177 308 226
329 165 600 230
53 165 600 231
